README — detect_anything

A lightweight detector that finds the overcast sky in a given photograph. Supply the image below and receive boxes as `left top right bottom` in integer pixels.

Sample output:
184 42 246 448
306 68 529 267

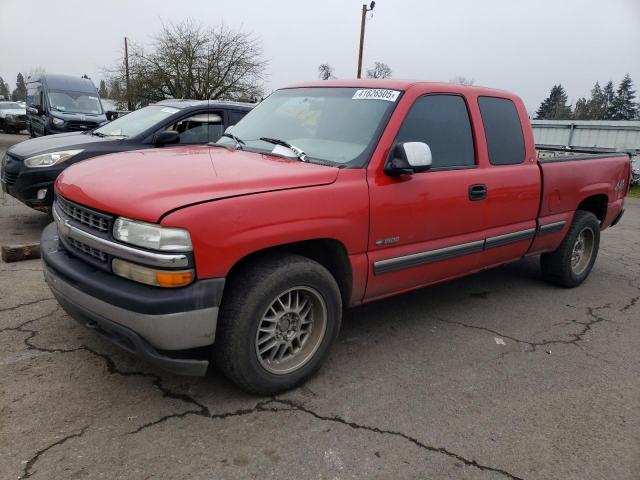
1 0 639 112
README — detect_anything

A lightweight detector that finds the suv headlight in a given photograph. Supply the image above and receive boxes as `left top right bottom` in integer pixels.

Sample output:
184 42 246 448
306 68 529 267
113 217 192 252
51 117 64 126
24 149 83 168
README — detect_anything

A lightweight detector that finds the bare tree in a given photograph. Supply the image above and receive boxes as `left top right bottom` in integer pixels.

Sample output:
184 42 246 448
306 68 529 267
366 62 392 79
318 63 335 80
104 19 267 106
27 66 46 80
451 76 475 85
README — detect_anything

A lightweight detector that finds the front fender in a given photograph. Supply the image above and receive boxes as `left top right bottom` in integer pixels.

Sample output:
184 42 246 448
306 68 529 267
160 169 369 279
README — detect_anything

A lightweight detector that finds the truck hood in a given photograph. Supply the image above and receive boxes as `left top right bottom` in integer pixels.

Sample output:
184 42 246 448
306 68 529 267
55 145 340 223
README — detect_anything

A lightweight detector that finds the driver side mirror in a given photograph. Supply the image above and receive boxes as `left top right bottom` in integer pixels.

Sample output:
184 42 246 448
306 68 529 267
384 142 432 176
105 111 116 121
154 131 180 146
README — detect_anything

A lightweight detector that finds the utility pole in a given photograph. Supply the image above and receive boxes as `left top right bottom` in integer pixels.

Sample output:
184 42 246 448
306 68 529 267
124 37 132 111
357 2 376 79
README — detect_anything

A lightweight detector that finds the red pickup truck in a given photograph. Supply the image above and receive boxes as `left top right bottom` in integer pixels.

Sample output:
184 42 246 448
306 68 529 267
42 80 630 394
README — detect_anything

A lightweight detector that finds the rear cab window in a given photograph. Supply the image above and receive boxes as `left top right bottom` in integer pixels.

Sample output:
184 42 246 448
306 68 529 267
394 94 475 169
478 96 525 165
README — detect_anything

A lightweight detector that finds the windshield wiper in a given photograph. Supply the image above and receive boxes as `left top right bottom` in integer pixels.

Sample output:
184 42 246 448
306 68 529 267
220 132 245 149
91 131 106 137
259 137 308 162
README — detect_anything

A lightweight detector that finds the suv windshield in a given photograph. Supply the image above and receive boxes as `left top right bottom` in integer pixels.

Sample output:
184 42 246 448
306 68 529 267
48 90 103 115
94 105 181 138
0 102 22 110
217 87 400 166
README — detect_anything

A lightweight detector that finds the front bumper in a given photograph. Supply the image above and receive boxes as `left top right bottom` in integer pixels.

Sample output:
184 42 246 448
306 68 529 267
41 222 225 376
1 153 59 209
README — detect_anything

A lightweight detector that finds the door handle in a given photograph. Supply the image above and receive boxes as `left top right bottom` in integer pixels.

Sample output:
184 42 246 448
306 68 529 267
468 184 487 201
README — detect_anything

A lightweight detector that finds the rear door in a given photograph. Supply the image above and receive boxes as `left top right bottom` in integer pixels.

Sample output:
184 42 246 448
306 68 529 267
365 93 488 300
474 96 541 269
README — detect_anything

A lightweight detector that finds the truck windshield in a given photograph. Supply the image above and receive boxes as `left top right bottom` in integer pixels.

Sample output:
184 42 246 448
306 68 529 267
48 90 103 115
217 87 400 166
94 105 180 138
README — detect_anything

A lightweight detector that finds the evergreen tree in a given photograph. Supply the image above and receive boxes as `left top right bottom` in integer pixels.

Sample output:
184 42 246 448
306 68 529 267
573 97 589 120
584 81 607 120
11 73 27 102
0 77 10 100
603 81 615 119
98 80 109 98
608 73 638 120
536 84 572 120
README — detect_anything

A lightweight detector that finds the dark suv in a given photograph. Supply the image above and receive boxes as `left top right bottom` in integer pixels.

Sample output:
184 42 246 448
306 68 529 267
2 99 253 211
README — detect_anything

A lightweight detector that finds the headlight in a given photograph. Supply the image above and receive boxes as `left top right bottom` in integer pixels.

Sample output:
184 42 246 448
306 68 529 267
51 117 64 126
113 217 192 252
24 149 83 168
6 114 15 121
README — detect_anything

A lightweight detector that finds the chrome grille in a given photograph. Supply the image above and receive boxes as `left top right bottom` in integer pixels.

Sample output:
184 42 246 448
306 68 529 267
56 196 111 233
67 237 108 263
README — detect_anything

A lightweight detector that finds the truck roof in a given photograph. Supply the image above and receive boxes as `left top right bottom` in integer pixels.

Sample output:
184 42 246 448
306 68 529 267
27 74 98 93
284 79 514 98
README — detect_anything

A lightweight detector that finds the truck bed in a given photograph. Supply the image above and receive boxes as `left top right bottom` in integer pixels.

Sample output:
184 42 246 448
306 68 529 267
527 151 630 255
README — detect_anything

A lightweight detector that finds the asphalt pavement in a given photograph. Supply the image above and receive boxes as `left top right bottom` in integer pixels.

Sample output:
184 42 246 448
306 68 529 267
1 132 639 479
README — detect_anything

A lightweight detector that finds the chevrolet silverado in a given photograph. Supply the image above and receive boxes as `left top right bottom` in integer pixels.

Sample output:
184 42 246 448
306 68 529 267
41 80 631 394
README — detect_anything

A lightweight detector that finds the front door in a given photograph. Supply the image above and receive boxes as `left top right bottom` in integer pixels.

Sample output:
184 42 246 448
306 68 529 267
365 94 489 300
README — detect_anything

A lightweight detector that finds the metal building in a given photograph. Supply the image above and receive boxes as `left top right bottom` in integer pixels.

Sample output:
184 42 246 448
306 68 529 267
532 120 640 184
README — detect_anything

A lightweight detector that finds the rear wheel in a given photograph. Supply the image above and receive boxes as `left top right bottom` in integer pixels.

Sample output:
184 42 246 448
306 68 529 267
541 211 600 287
214 254 342 395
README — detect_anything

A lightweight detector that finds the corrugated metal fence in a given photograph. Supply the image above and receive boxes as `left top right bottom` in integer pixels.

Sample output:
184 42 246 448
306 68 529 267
532 120 640 184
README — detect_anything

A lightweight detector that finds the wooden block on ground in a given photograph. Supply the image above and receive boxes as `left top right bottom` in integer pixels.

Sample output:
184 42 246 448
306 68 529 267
1 243 41 263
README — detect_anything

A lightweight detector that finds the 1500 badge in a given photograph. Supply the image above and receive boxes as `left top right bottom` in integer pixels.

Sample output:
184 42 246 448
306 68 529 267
375 236 400 246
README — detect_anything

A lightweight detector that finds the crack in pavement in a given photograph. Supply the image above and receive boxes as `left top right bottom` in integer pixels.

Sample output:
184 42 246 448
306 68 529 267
9 312 524 479
18 425 90 480
0 305 60 333
0 297 55 315
3 307 213 451
620 295 639 312
436 304 612 353
130 398 524 479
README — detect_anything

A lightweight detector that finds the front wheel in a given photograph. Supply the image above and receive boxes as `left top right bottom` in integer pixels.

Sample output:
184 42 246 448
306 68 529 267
541 211 600 287
214 254 342 395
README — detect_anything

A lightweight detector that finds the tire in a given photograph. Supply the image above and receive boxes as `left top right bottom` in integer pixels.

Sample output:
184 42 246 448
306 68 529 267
214 254 342 395
541 211 600 288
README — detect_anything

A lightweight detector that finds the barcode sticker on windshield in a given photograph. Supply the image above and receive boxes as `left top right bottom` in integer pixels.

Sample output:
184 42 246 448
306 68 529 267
352 89 400 102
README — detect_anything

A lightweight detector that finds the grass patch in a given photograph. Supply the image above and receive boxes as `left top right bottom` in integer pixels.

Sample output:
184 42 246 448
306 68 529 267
629 184 640 197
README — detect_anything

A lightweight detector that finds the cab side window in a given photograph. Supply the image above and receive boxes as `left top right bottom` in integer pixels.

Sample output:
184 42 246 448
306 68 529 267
165 113 223 144
478 96 525 165
395 95 475 169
